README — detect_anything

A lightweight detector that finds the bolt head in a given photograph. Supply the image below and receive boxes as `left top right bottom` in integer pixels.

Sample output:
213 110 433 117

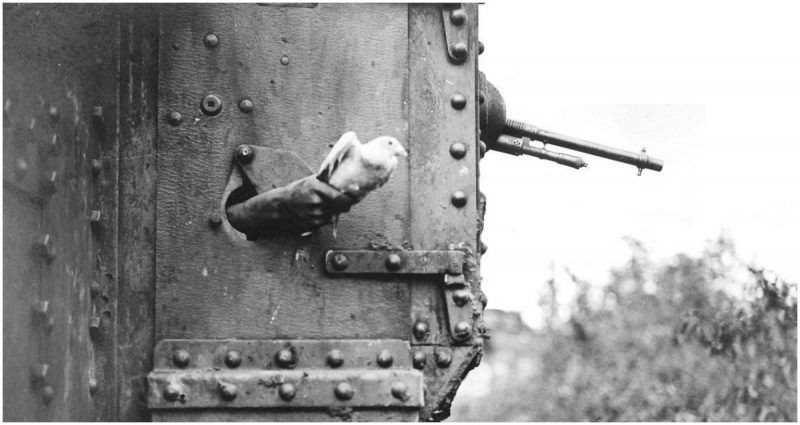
15 157 29 178
275 348 296 369
376 349 394 368
41 385 55 405
453 321 472 341
390 381 409 401
450 93 467 110
32 301 50 323
479 141 487 158
412 351 426 370
412 321 429 341
452 289 472 307
225 350 242 368
478 41 485 55
89 316 102 340
238 99 254 113
278 382 296 401
164 383 182 402
385 253 402 271
326 349 344 368
334 382 354 401
30 363 50 385
330 253 349 271
200 94 222 116
33 234 55 261
449 142 467 159
235 145 255 164
435 350 453 368
280 55 290 65
449 8 467 26
166 111 182 126
219 382 237 401
480 241 488 254
172 349 191 368
451 42 468 61
47 105 59 121
91 159 102 176
208 212 223 228
88 377 99 396
40 171 57 195
204 33 219 48
451 190 468 208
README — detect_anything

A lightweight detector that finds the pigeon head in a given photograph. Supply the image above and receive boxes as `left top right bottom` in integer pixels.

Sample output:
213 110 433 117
371 136 407 158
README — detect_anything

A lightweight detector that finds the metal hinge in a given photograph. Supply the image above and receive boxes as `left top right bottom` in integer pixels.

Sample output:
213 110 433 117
325 249 476 344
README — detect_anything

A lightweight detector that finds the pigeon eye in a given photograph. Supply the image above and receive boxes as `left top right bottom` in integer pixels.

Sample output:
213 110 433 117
388 141 393 145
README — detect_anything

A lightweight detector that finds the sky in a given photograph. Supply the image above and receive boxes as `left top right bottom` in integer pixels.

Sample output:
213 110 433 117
477 0 800 327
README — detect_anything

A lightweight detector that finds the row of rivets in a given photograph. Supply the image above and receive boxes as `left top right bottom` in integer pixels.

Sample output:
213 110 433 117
171 347 402 370
164 379 409 403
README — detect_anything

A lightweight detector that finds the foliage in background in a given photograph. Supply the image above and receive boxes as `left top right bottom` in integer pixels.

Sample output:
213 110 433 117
450 236 797 421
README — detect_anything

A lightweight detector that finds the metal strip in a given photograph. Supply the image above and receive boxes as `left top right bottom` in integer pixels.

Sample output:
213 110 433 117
153 339 413 370
148 369 424 409
441 4 470 64
325 250 465 275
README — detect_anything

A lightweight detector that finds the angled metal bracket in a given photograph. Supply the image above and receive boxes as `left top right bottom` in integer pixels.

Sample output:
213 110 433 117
441 4 470 64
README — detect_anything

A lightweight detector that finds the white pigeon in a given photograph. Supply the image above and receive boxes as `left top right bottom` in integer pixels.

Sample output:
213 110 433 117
317 131 407 235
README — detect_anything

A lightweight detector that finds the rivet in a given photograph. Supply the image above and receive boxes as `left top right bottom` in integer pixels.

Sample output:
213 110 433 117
219 382 237 401
390 381 410 401
89 316 102 340
279 382 296 401
88 377 98 396
41 385 55 405
453 321 472 341
480 241 488 254
33 234 55 261
235 145 255 165
435 350 452 368
89 210 102 223
91 159 102 176
478 41 485 55
479 92 485 105
47 105 59 121
225 350 242 368
334 382 354 401
412 321 429 341
90 281 102 298
172 349 191 368
204 33 219 48
30 363 50 385
15 157 29 177
330 253 349 271
208 212 223 228
452 289 472 307
280 55 290 65
41 171 57 195
376 349 393 368
384 253 402 271
163 383 182 402
275 348 296 369
200 94 222 116
32 300 50 324
479 141 487 158
92 106 103 124
449 142 467 159
166 111 182 126
412 351 426 370
451 42 468 61
450 93 467 110
238 99 254 113
449 8 467 26
451 191 468 208
326 349 344 368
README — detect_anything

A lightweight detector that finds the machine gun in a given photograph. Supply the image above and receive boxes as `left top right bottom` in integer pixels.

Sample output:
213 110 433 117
479 74 664 174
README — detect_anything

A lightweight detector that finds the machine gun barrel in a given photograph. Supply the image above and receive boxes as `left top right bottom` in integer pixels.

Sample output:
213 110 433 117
495 134 588 170
503 118 664 172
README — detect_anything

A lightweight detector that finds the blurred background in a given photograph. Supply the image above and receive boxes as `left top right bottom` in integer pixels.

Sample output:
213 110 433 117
449 0 798 421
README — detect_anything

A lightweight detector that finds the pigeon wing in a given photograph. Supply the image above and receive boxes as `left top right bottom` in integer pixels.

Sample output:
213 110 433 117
316 131 361 183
